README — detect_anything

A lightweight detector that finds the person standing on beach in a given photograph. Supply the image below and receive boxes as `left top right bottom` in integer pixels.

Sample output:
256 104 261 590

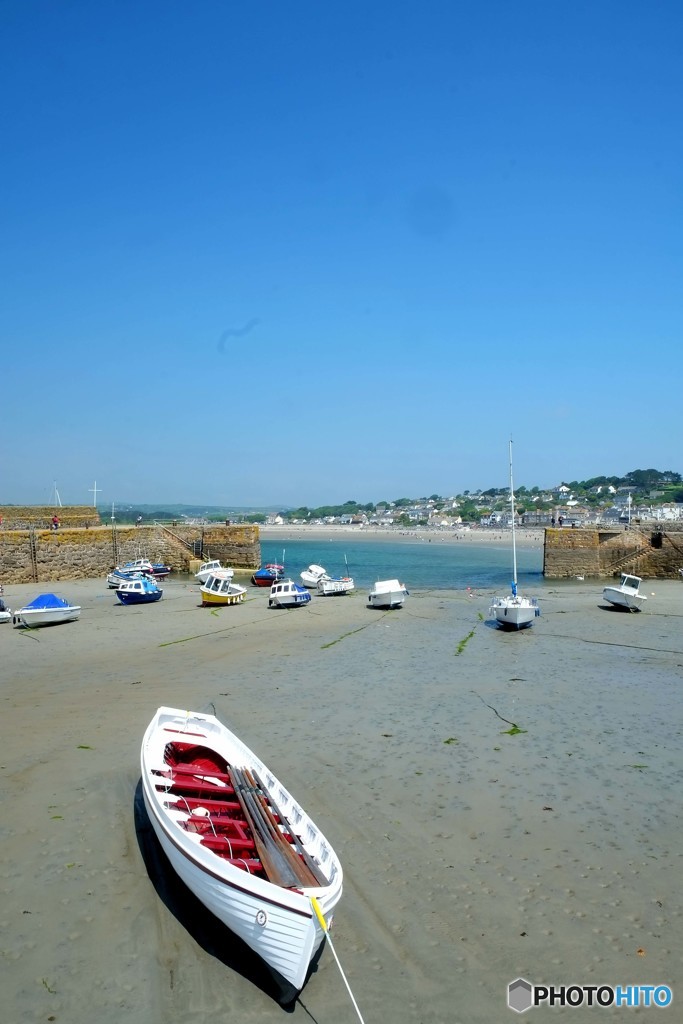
52 514 59 531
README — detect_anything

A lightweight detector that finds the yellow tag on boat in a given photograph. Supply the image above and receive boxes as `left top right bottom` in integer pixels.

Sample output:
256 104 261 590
310 896 327 932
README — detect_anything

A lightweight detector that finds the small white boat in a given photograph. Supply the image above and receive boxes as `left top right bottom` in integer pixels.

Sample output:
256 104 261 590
195 559 232 584
603 573 647 611
489 590 540 630
200 570 247 606
300 564 328 589
0 597 11 624
12 593 81 628
269 579 312 608
317 575 355 596
141 706 343 1004
489 441 540 631
368 579 409 609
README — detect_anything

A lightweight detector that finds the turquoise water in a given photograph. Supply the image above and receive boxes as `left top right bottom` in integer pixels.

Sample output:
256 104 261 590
259 535 544 591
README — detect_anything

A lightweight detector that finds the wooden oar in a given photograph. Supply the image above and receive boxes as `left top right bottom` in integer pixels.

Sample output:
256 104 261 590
235 768 317 887
228 768 300 887
251 769 329 886
243 769 321 888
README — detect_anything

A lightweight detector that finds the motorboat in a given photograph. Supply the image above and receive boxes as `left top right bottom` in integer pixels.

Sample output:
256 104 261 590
107 568 148 589
149 562 172 578
251 564 284 587
489 441 540 630
12 593 81 627
122 558 156 575
0 597 12 624
368 579 409 609
194 560 231 585
300 564 328 589
140 706 343 1005
115 577 163 605
317 575 355 596
269 579 312 608
200 570 247 606
602 573 647 611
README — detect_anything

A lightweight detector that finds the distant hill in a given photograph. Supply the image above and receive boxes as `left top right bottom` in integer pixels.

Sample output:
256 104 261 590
108 503 287 524
119 503 285 516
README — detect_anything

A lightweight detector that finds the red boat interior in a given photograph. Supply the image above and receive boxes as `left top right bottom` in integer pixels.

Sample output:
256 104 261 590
153 741 326 889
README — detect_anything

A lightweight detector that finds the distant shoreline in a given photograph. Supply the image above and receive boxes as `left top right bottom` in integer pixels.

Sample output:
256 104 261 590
259 524 545 549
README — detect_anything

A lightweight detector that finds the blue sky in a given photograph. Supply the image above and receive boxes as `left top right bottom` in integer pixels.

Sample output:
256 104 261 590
2 0 681 508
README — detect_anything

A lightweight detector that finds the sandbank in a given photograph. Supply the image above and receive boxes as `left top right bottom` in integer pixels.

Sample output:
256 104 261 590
1 576 681 1023
259 524 545 549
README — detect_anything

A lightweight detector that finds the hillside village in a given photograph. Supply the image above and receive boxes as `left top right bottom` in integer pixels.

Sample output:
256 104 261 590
266 470 683 530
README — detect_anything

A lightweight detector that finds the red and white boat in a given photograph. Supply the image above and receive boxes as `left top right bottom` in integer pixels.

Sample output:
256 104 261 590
250 563 285 587
140 706 343 1003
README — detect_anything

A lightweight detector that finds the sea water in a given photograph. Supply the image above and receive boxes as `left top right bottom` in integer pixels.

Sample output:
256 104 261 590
260 535 544 591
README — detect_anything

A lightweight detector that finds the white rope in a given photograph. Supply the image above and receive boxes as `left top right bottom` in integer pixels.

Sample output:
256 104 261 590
311 897 366 1024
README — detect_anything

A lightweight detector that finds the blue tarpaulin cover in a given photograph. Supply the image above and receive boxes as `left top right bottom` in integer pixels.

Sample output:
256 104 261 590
24 593 73 609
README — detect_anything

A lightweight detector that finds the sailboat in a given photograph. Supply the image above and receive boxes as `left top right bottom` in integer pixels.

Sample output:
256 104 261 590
489 441 540 630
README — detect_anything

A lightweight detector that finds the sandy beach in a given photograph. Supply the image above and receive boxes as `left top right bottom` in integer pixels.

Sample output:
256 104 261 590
259 524 546 549
1 575 681 1023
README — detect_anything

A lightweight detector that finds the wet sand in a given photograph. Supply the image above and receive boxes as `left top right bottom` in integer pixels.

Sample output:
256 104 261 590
1 577 682 1023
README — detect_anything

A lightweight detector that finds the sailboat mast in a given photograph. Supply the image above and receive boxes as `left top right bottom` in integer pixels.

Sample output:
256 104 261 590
509 439 518 587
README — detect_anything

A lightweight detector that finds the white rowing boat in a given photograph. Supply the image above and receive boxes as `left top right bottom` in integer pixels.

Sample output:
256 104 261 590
140 706 343 1004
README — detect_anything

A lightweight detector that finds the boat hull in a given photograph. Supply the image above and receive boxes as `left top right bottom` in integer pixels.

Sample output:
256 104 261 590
12 606 81 627
200 570 246 606
269 592 311 607
368 580 408 609
317 577 355 596
140 707 343 1002
602 587 646 611
368 593 405 609
269 580 312 607
200 587 246 606
251 571 283 586
116 591 163 605
300 565 327 588
489 597 537 630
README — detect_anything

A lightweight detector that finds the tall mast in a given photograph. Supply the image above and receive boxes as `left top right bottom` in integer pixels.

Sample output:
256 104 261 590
509 439 518 588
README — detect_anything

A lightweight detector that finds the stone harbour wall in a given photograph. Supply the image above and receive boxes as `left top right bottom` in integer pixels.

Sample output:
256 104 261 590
543 526 683 579
0 523 261 585
0 505 102 530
